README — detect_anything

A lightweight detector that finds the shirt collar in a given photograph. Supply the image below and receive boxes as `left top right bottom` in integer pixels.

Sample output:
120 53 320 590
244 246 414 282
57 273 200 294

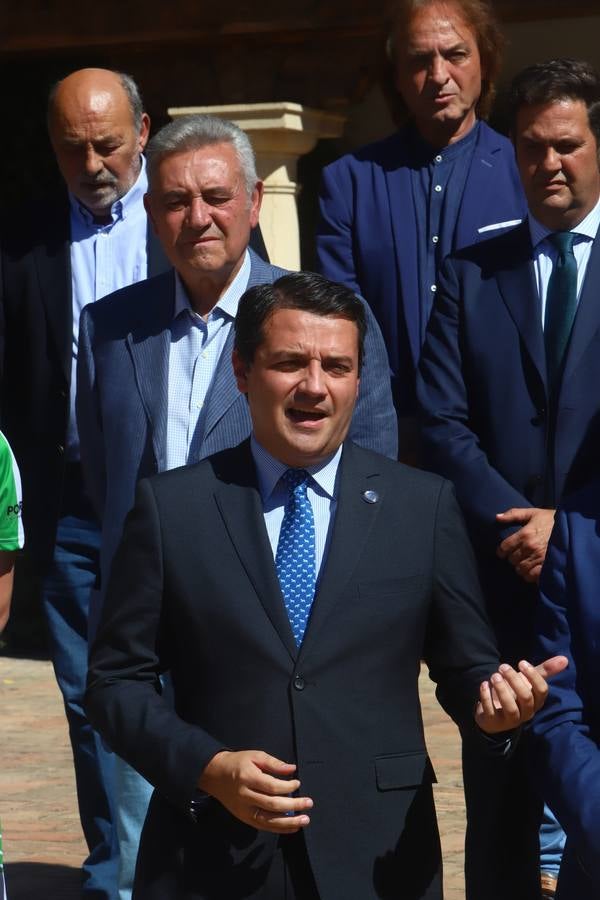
529 194 600 250
172 249 251 322
408 119 480 165
68 155 148 228
251 435 343 504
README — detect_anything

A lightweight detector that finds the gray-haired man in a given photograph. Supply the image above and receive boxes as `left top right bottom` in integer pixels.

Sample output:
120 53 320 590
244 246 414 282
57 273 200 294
76 113 397 897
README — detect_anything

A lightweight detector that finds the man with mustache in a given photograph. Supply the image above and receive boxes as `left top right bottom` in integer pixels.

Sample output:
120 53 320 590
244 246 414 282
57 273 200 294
0 66 165 899
417 58 600 899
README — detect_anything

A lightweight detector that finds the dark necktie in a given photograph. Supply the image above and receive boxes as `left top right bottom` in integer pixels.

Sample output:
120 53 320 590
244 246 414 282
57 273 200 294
275 469 316 647
544 232 578 392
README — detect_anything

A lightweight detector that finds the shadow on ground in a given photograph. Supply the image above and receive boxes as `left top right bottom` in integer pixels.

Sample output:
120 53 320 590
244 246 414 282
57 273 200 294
5 862 81 899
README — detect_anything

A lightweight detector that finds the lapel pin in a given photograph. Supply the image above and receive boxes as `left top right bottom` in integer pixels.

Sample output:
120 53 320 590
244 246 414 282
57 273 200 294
361 489 379 504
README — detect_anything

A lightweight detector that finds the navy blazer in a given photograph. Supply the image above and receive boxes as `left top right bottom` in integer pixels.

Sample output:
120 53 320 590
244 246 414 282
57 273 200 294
532 484 600 897
77 250 398 631
416 222 600 657
316 122 526 411
85 439 500 900
0 190 169 569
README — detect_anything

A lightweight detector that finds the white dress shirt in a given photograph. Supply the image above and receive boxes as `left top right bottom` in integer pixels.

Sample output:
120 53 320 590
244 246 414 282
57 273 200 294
529 195 600 327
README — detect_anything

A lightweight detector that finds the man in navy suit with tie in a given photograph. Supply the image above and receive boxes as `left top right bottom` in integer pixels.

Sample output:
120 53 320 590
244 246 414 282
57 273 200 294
77 114 397 896
317 0 526 453
85 270 565 899
531 481 600 899
417 58 600 898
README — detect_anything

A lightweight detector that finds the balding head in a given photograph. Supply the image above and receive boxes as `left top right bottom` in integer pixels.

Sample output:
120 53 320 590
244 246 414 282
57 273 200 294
48 68 150 222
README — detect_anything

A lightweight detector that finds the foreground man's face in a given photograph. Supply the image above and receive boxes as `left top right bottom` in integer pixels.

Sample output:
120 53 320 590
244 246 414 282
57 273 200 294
234 308 361 469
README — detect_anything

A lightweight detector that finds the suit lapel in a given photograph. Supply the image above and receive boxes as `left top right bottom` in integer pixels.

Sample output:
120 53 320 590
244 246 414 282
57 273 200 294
146 221 170 278
213 442 297 661
456 124 522 246
245 248 286 287
201 327 241 440
561 235 600 386
126 271 175 470
383 152 421 367
202 252 283 443
494 224 548 391
299 443 383 659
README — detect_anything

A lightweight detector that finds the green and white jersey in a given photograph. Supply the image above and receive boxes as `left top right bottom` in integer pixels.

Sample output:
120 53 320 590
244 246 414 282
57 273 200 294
0 431 23 551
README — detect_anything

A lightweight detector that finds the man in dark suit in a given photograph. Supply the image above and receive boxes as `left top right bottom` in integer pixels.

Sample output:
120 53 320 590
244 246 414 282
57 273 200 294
316 0 526 450
531 482 600 899
417 59 600 898
85 270 564 900
77 114 398 897
0 67 166 899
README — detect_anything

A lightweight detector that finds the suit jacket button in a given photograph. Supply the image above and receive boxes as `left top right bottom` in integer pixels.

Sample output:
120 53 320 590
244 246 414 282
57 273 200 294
293 675 305 691
57 444 64 455
530 409 546 426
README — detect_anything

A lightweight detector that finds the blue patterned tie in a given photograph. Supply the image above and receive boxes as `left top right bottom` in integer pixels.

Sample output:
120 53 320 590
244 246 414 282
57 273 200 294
275 469 316 646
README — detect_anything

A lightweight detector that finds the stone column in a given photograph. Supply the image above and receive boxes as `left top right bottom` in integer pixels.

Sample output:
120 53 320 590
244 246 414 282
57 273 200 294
168 102 345 270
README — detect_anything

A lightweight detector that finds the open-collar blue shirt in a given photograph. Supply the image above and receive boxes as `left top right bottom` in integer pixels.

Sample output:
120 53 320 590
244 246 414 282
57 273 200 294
165 251 251 470
67 157 149 459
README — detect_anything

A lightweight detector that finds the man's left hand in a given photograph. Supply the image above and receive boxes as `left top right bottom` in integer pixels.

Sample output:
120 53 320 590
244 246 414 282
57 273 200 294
474 656 568 734
496 507 556 583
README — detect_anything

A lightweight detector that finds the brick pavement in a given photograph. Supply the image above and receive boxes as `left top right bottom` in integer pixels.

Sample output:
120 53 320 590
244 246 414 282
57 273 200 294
0 656 466 899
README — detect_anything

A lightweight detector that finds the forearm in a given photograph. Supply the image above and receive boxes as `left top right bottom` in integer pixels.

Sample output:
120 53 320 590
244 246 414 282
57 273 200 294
85 675 225 809
0 552 15 633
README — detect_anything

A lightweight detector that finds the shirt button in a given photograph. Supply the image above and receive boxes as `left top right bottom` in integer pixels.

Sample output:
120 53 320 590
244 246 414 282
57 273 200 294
201 351 208 359
432 235 439 244
293 675 305 691
435 154 443 163
434 184 442 193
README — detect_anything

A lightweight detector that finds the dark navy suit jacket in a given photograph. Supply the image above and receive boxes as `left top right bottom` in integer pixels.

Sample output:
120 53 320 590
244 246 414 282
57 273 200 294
316 122 526 412
417 222 600 660
77 250 398 633
85 440 500 900
0 189 169 569
532 484 600 897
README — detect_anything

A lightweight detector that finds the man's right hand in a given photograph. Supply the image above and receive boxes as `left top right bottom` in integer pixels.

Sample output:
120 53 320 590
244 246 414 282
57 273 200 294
496 507 556 582
198 750 313 833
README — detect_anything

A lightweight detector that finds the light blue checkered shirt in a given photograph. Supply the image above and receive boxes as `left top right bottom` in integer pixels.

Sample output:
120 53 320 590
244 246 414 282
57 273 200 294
250 436 342 581
67 157 148 459
165 250 251 469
